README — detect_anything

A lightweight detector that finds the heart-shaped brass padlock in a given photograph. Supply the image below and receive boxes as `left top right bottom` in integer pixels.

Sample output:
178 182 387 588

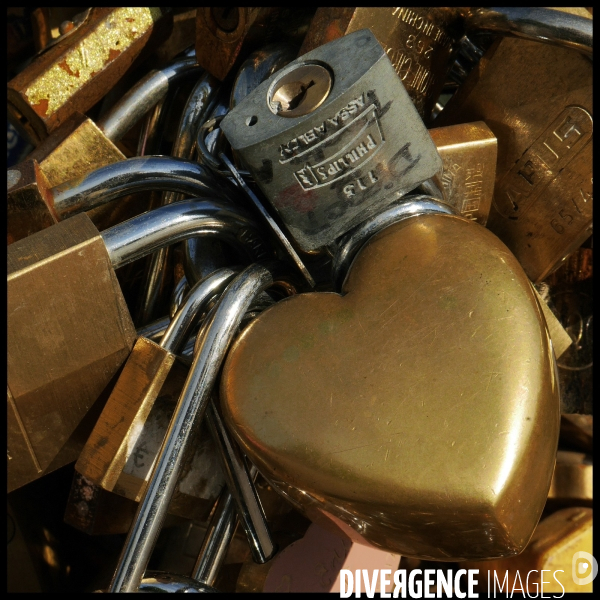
221 213 559 560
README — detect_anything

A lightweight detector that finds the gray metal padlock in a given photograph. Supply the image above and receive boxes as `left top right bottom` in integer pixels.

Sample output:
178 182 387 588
221 29 443 251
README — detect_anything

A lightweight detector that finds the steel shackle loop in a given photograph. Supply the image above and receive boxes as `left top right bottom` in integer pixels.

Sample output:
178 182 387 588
101 199 273 270
465 7 593 57
97 53 201 142
52 156 238 219
109 264 274 592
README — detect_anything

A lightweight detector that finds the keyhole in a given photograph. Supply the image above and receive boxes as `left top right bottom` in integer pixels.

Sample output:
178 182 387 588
268 63 332 118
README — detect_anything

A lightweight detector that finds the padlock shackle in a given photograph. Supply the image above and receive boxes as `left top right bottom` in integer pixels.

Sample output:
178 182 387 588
110 264 274 592
101 199 271 270
465 7 592 57
135 72 221 327
191 486 238 586
206 402 277 564
332 195 458 293
97 54 201 142
51 156 237 220
160 268 240 354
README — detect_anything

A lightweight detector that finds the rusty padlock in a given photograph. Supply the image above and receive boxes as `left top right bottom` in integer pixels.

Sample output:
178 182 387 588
7 54 202 243
7 7 172 146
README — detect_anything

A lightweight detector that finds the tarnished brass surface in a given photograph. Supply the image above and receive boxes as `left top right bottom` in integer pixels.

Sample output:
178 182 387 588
7 213 136 492
7 159 57 244
76 337 175 492
434 37 593 283
221 214 559 559
429 122 497 225
195 8 313 81
30 113 126 188
548 450 593 507
7 7 167 145
465 508 593 593
299 7 463 120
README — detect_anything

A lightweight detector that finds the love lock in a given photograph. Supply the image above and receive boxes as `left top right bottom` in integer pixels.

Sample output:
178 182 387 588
220 198 560 560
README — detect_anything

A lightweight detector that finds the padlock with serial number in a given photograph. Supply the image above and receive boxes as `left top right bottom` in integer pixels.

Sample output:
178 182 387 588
434 36 593 283
221 30 443 252
7 200 270 492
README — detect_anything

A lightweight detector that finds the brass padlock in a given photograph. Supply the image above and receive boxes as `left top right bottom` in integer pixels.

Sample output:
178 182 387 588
221 30 443 252
465 507 593 594
195 8 314 81
7 200 270 492
300 7 592 122
428 121 497 225
434 37 593 283
221 196 560 559
76 268 239 495
7 7 172 146
548 450 593 508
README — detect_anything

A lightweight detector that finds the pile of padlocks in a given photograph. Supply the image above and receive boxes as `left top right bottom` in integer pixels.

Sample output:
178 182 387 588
7 7 593 594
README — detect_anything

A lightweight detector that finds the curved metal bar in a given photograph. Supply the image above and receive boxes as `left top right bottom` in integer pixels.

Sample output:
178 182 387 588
160 268 240 354
97 54 201 141
138 572 218 593
52 157 235 219
191 488 238 586
332 196 459 293
109 264 273 592
136 315 171 343
136 72 221 325
466 7 592 57
101 200 272 270
169 276 190 320
206 402 276 564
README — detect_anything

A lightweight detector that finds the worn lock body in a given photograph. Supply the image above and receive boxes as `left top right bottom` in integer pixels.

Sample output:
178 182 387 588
221 213 560 559
222 30 442 251
434 37 593 283
8 213 136 492
7 7 169 145
429 122 497 225
300 8 463 121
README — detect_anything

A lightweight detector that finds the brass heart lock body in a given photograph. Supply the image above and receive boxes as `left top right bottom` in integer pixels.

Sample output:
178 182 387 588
434 37 593 283
7 7 172 146
221 30 443 252
7 56 203 244
221 208 560 560
7 201 270 492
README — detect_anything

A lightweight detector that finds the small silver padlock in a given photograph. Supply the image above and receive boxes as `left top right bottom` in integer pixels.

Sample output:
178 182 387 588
221 29 442 251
